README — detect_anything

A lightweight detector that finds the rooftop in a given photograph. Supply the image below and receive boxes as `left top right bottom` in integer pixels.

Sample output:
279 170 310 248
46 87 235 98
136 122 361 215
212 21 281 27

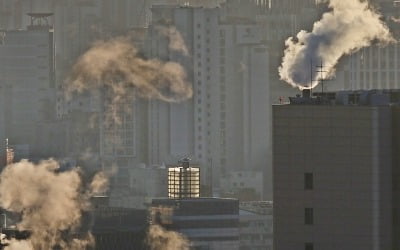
284 89 400 106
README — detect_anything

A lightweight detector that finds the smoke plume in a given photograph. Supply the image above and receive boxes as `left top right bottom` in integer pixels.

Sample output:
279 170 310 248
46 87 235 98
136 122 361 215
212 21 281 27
89 171 109 195
66 37 192 123
279 0 394 89
391 16 400 23
0 159 108 249
156 26 189 56
147 225 189 250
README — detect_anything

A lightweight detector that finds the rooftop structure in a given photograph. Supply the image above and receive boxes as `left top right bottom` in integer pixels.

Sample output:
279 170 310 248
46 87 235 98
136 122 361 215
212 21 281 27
287 89 400 106
168 158 200 199
27 13 53 30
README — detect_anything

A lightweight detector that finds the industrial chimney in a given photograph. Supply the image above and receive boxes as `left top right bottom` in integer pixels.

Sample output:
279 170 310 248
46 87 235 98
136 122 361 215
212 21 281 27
302 89 311 98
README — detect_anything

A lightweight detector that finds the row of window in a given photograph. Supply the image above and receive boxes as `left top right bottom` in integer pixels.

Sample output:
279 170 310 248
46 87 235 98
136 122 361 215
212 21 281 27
195 29 212 161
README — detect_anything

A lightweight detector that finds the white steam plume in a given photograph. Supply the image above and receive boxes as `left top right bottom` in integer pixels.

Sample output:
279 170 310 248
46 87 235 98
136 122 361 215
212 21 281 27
147 225 189 250
279 0 394 89
0 159 108 250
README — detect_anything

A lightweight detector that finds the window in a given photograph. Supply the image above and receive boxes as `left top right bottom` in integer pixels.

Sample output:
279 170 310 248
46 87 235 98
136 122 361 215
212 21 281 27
305 242 314 250
304 173 313 190
305 208 313 225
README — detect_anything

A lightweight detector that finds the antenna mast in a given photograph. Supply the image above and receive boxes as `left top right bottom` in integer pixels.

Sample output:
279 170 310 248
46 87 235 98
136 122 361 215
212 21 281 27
316 60 327 96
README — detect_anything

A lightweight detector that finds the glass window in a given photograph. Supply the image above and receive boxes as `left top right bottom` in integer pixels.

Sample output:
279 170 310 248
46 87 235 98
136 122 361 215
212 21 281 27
305 242 314 250
305 173 313 190
305 208 314 225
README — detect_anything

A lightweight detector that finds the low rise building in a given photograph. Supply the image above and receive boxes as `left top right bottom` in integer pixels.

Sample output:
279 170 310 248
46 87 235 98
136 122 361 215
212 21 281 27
220 170 264 200
239 201 273 250
151 198 240 250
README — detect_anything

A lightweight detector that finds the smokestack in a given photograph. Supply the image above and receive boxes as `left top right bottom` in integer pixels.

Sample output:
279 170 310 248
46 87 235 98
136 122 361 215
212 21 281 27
302 89 311 99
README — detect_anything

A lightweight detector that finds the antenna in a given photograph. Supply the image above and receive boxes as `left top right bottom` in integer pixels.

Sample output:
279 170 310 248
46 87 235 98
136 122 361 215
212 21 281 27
310 59 313 96
316 60 327 95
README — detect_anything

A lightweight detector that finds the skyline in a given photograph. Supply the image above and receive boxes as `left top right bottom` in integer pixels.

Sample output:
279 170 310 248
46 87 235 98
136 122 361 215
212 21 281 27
0 0 398 249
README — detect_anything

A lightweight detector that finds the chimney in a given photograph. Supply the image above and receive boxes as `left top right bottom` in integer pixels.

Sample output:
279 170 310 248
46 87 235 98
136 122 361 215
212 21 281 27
302 89 311 98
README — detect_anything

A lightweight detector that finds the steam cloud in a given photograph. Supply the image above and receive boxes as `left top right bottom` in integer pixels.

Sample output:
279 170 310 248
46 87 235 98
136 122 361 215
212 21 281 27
147 225 189 250
156 26 189 56
66 35 192 126
279 0 394 89
0 159 108 249
67 36 192 101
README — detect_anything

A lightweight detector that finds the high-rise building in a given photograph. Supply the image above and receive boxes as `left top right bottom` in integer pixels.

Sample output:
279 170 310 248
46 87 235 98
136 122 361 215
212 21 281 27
146 5 271 198
273 90 400 250
0 14 57 159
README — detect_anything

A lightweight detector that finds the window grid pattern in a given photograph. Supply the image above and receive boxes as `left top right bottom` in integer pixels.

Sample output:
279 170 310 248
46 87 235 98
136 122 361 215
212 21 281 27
168 167 200 198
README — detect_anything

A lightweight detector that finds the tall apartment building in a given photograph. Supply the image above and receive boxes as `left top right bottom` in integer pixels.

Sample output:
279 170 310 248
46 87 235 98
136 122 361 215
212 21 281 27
221 0 318 102
146 5 271 198
0 14 58 159
272 90 400 250
329 44 400 91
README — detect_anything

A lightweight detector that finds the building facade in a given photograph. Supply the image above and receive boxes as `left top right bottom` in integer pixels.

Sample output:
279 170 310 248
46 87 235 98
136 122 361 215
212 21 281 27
0 14 58 159
151 198 240 250
239 201 273 250
147 5 271 198
273 90 398 250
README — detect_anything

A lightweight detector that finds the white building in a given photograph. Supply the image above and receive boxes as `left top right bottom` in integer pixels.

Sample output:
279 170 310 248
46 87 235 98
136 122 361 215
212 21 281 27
147 5 271 198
